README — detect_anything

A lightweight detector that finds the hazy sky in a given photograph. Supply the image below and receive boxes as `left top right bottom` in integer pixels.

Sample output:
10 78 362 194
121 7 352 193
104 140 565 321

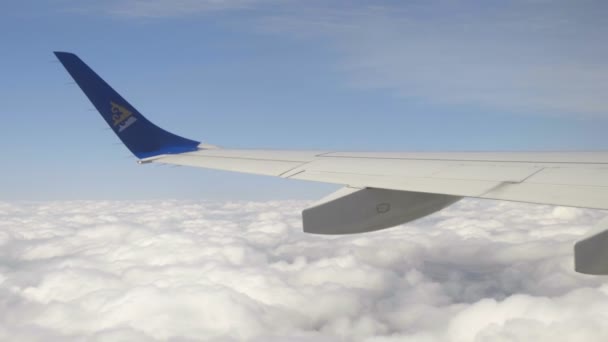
2 0 608 199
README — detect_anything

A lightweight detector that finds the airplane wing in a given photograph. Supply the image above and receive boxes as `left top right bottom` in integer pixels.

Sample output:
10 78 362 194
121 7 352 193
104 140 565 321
54 52 608 274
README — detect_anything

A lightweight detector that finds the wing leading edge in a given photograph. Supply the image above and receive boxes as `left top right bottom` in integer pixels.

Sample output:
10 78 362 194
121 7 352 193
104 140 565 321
55 52 608 275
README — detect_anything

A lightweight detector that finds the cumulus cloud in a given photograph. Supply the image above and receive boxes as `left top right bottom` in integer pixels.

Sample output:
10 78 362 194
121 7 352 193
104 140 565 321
0 199 607 341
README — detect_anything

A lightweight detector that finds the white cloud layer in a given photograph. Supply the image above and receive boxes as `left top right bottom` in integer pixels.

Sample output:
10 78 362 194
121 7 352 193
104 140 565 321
1 199 607 341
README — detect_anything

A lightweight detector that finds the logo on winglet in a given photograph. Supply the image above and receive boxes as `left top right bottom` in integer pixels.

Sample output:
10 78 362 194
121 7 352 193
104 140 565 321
111 101 137 132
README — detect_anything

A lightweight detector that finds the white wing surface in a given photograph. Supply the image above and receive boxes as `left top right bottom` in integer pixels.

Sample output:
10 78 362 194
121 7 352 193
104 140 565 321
147 149 608 210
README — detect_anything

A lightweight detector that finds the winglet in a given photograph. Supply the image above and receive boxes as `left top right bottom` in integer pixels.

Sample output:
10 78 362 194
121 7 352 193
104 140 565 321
54 51 200 159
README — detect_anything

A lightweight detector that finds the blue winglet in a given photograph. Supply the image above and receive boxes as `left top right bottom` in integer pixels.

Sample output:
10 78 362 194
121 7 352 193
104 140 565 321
54 52 200 159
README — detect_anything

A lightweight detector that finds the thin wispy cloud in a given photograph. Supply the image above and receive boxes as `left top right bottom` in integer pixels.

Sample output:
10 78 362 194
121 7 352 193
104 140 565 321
104 0 267 17
1 199 607 341
76 0 608 117
255 2 608 117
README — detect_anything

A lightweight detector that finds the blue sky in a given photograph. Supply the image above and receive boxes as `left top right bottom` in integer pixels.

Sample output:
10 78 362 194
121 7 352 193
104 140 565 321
1 0 608 200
